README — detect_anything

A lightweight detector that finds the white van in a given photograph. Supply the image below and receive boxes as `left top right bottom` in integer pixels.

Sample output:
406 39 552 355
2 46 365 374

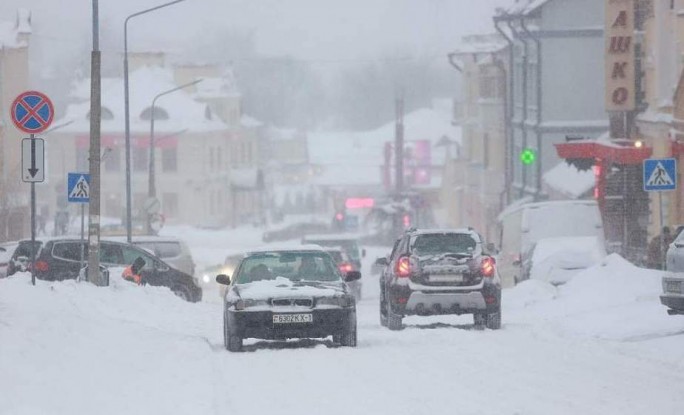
497 200 605 287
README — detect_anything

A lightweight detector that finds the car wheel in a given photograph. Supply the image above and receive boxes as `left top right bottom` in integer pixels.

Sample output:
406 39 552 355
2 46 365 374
485 306 502 330
386 297 403 331
224 314 242 352
171 284 192 302
340 325 357 347
473 313 486 330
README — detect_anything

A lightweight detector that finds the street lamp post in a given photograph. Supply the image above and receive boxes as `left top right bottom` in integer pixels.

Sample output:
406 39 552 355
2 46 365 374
147 79 202 233
123 0 187 243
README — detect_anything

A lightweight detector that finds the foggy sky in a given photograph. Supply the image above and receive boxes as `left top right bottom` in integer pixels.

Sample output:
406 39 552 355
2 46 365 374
1 0 510 72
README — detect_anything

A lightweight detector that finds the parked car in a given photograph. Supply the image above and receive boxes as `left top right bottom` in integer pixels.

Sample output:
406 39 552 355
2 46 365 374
6 239 42 276
378 228 501 331
660 273 684 316
497 200 605 286
262 222 329 243
0 242 19 278
301 234 365 270
323 247 362 300
525 236 607 285
216 246 359 352
104 235 195 276
8 237 201 302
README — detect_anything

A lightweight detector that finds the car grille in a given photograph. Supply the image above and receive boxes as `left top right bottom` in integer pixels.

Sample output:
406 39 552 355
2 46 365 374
665 280 682 294
271 298 314 307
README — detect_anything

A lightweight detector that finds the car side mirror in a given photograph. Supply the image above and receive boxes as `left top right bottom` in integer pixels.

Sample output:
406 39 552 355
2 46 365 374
216 274 231 285
344 271 361 282
375 257 388 266
362 248 367 258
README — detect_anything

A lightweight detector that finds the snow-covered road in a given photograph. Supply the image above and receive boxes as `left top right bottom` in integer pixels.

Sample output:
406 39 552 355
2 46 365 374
1 227 684 415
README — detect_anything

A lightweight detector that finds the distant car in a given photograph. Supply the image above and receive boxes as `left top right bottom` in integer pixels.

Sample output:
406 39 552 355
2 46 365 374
0 242 19 278
8 237 201 302
301 234 365 270
262 222 329 243
661 274 684 316
104 235 195 276
378 228 501 330
216 246 359 352
199 253 244 297
323 247 362 300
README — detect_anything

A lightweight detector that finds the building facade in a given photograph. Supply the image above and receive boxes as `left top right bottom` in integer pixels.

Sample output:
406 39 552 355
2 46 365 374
494 0 608 200
0 9 31 241
47 62 261 231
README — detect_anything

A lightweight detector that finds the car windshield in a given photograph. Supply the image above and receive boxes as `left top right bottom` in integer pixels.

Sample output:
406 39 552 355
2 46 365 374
411 233 477 256
235 251 341 283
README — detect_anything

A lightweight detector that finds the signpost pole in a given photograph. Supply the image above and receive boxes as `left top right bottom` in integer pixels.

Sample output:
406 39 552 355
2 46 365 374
30 133 36 286
659 191 665 268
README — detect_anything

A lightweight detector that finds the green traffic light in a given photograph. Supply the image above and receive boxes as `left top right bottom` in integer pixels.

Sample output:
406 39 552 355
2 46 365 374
520 149 536 165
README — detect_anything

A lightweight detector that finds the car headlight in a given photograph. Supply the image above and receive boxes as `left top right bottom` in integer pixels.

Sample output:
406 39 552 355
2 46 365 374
234 298 269 310
317 296 352 307
202 274 211 284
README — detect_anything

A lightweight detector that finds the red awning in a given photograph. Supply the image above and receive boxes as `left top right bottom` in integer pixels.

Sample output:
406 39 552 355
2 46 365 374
555 140 652 165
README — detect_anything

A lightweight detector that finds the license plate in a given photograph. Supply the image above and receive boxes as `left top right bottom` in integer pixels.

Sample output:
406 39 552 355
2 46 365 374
273 314 313 324
429 274 463 283
666 281 682 294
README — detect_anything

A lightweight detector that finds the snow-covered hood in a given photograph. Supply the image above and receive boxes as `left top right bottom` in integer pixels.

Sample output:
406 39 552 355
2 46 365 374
230 276 346 301
529 236 607 284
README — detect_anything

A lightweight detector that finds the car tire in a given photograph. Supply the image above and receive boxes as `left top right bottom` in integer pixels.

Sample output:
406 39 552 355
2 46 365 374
473 313 486 330
339 325 357 347
223 315 242 352
171 284 193 302
485 307 502 330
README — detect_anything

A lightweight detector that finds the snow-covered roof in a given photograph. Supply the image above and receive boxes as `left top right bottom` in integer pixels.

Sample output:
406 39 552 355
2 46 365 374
451 34 508 56
543 161 595 199
0 9 31 48
308 107 460 187
57 66 228 134
194 77 239 99
241 114 263 128
501 0 551 16
246 245 325 255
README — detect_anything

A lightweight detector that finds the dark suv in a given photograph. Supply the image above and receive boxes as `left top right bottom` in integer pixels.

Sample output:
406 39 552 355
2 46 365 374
378 228 501 330
8 238 202 302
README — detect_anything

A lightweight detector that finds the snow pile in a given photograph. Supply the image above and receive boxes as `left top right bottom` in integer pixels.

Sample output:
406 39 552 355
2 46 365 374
543 161 595 198
529 236 607 284
507 254 682 341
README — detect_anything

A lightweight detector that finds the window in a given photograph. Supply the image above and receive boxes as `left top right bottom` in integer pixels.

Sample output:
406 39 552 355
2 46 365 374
122 246 155 270
140 107 169 120
410 233 477 256
162 148 177 172
133 148 148 172
104 147 121 172
163 193 179 218
99 243 123 264
52 242 83 262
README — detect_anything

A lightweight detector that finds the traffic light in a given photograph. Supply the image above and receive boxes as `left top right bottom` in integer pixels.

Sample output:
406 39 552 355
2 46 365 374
333 211 345 231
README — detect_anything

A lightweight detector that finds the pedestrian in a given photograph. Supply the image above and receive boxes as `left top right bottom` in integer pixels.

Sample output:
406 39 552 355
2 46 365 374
122 257 146 285
647 226 674 270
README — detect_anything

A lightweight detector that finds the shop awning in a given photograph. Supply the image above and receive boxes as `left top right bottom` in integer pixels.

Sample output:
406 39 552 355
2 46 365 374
555 140 652 165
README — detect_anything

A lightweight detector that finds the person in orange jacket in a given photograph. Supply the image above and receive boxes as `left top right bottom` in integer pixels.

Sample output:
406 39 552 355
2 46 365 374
122 257 146 285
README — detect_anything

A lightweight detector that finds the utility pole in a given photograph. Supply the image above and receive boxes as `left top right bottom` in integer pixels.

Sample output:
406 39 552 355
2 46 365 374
395 94 405 194
86 0 103 285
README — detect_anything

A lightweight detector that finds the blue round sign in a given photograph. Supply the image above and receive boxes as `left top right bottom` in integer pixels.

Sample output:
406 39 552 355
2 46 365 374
10 90 54 134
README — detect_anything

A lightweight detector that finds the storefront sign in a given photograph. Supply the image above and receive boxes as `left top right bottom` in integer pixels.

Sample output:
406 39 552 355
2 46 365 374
605 0 635 111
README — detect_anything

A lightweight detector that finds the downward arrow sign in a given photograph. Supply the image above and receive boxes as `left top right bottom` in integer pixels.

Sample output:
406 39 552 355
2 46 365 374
28 138 39 178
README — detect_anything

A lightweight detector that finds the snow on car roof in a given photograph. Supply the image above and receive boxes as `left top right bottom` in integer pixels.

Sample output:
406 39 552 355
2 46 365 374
302 233 361 242
408 228 480 238
246 244 326 255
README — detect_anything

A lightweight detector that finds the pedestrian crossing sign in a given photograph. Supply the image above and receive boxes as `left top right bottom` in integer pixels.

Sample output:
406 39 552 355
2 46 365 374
643 158 677 192
67 173 90 203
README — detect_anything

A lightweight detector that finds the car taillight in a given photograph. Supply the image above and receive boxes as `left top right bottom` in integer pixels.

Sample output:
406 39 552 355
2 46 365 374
34 260 49 272
481 257 495 277
395 256 411 278
339 263 354 273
